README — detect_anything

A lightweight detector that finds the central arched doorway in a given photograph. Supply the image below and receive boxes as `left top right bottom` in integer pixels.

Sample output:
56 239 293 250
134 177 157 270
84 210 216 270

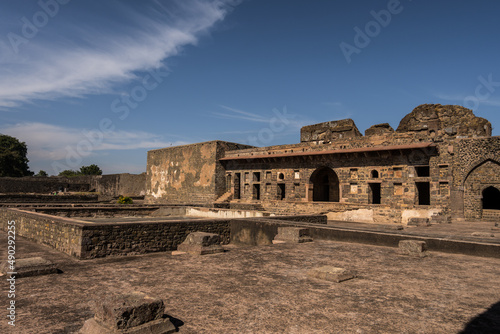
483 186 500 210
310 167 339 202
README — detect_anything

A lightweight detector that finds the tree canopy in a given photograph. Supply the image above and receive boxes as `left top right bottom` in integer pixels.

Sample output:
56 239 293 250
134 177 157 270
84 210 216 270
79 164 102 175
58 164 103 177
0 134 33 177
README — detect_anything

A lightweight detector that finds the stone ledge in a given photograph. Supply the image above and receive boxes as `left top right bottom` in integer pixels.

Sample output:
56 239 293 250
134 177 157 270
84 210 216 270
0 257 59 278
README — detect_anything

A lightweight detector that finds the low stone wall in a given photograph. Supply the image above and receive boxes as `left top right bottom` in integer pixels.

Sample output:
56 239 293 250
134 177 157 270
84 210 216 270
0 208 230 259
79 219 230 259
186 206 273 219
0 208 85 257
230 215 327 246
32 206 162 218
0 194 99 203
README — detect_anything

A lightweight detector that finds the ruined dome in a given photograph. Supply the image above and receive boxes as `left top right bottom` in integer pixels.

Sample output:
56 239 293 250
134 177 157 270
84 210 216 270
396 104 492 138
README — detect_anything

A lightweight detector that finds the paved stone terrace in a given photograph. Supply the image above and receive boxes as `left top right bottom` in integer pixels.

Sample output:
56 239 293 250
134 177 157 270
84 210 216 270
327 220 500 244
1 231 500 333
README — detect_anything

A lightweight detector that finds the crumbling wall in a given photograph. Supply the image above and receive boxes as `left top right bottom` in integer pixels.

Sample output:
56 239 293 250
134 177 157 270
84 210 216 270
300 119 362 143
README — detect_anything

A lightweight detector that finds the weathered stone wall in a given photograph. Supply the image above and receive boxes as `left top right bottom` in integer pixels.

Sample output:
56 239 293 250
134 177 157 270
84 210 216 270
455 136 500 219
300 119 362 143
0 207 231 259
90 173 146 197
0 176 91 193
146 141 252 205
0 194 98 203
0 173 146 197
0 208 84 257
79 219 231 259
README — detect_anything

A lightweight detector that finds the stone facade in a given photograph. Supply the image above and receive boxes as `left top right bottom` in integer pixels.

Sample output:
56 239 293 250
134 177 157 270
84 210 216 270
146 104 500 223
145 140 253 204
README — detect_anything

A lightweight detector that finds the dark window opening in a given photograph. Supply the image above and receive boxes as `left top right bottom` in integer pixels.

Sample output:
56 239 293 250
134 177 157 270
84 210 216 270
253 172 261 182
369 183 381 204
253 184 261 200
371 170 379 178
278 183 285 200
415 166 430 177
278 173 285 180
234 173 240 199
226 174 231 192
483 186 500 210
416 182 430 205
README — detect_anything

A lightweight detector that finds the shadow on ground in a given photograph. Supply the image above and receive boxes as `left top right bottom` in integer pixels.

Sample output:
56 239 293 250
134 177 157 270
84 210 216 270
460 300 500 333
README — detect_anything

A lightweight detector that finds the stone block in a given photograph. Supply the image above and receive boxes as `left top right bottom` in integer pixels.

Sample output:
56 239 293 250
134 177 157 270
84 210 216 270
177 232 224 255
399 240 428 257
273 227 312 243
0 257 59 278
430 215 451 224
471 232 495 238
407 218 430 227
307 266 356 283
92 292 165 330
79 317 176 334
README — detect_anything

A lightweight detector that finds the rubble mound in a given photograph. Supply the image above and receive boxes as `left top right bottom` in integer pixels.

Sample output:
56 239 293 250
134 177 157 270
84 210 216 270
396 104 491 137
365 123 395 136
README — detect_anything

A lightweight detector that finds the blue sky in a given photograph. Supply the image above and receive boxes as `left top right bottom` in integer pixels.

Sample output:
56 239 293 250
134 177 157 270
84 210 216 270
1 0 499 175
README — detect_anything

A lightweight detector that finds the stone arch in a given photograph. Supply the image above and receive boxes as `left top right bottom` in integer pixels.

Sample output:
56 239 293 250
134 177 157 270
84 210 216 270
463 156 500 186
463 159 500 219
309 167 340 202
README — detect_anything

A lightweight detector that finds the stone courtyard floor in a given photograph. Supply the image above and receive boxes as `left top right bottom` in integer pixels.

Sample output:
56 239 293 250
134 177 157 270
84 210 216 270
1 229 500 334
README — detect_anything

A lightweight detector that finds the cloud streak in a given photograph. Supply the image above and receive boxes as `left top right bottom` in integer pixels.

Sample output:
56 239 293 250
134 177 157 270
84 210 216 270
0 122 188 163
0 0 237 108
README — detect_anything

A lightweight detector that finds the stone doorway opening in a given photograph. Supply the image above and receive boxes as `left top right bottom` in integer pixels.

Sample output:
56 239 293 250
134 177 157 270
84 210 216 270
310 167 339 202
369 183 381 204
482 186 500 210
278 183 285 200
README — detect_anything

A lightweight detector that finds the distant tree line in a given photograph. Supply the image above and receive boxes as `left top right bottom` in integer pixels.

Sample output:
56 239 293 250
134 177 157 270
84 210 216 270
1 133 103 177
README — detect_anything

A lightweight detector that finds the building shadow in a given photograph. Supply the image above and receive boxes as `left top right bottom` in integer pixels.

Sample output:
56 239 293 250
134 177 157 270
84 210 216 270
459 300 500 333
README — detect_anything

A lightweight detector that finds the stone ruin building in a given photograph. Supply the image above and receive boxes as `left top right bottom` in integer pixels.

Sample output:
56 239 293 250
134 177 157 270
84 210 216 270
146 104 500 224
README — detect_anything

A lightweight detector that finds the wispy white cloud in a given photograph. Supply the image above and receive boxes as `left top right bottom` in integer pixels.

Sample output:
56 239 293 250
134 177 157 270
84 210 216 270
0 0 238 109
0 122 187 162
435 93 500 107
212 105 271 123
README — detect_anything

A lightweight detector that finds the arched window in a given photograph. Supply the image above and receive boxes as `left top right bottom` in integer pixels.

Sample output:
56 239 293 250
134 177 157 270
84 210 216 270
310 167 340 202
371 170 379 178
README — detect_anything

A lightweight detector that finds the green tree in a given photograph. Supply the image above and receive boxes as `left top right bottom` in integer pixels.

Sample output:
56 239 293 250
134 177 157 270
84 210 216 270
58 170 80 178
0 134 33 177
35 170 48 177
79 164 102 175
